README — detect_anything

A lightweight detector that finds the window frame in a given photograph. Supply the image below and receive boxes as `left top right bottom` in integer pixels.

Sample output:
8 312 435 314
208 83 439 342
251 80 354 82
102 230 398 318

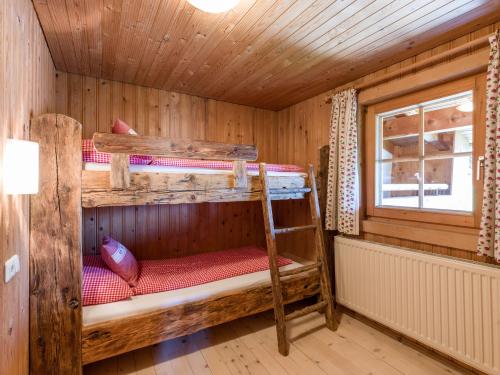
364 75 486 228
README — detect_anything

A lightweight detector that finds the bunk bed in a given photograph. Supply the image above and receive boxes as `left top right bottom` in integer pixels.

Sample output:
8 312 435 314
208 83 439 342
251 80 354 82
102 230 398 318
29 113 324 371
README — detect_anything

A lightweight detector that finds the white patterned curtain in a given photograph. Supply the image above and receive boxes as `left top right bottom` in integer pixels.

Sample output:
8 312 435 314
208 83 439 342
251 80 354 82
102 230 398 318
325 88 360 235
478 31 500 262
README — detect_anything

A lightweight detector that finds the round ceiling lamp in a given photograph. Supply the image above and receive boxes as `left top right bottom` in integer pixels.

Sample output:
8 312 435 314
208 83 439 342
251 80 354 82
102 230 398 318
187 0 239 13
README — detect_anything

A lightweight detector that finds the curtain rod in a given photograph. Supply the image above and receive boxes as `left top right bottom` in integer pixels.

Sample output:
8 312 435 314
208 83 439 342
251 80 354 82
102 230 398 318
324 33 492 104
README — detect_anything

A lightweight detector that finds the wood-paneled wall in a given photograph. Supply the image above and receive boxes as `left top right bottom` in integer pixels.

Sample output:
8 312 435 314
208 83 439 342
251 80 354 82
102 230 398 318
275 22 500 264
0 1 57 374
56 72 279 259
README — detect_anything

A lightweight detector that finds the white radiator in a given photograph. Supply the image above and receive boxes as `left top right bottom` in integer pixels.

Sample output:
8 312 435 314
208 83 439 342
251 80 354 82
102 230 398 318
335 236 500 375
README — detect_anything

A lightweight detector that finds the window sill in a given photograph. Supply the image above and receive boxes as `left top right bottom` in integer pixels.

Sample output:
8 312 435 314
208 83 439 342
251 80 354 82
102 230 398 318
361 217 479 252
369 206 475 228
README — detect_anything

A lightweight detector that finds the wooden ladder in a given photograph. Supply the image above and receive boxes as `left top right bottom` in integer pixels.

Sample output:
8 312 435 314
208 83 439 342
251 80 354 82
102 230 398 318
259 163 338 356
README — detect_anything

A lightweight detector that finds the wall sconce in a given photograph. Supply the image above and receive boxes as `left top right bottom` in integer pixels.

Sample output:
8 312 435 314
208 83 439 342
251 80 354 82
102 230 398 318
3 139 39 195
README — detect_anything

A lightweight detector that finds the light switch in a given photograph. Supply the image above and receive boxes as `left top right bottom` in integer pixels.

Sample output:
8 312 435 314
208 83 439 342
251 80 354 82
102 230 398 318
4 254 20 283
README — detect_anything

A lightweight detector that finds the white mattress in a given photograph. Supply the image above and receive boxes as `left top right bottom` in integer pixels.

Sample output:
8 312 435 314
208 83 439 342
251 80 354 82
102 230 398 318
83 162 306 177
83 260 303 325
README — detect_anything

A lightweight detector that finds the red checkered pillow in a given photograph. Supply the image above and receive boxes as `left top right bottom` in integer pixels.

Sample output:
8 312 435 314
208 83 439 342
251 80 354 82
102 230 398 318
82 256 133 306
132 246 292 296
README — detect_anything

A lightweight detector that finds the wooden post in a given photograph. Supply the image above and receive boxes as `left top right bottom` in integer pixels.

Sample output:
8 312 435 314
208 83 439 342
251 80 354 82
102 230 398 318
318 145 336 298
110 153 130 189
232 160 248 189
30 114 83 374
309 164 337 331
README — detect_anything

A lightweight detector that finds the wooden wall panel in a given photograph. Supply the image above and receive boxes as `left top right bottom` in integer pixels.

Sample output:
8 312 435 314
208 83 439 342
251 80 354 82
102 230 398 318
0 1 57 374
56 72 278 259
275 22 500 264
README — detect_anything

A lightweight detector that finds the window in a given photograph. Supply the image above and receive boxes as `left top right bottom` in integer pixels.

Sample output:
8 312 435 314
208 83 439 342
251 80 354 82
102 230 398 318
376 91 473 212
365 75 486 228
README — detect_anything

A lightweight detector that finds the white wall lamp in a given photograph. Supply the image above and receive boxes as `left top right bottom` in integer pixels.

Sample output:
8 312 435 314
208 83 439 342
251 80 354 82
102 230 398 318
3 139 39 195
187 0 239 13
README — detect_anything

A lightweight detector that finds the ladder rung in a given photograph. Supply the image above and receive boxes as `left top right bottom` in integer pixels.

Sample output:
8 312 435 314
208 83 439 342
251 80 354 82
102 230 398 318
279 262 321 278
275 224 316 235
285 301 328 321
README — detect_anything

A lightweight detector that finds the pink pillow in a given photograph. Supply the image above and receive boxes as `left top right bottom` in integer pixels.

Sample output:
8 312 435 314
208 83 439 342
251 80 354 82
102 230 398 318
111 119 156 164
100 236 140 287
112 118 138 135
82 256 133 306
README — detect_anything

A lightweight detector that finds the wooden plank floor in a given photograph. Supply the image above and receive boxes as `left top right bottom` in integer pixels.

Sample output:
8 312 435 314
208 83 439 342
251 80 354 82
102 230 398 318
84 311 469 375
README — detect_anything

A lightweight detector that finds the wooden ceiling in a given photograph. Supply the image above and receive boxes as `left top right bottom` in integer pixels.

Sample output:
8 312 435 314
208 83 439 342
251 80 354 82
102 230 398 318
34 0 500 110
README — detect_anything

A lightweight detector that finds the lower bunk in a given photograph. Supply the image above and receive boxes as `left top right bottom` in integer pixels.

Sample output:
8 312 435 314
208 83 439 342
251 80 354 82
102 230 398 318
81 247 320 364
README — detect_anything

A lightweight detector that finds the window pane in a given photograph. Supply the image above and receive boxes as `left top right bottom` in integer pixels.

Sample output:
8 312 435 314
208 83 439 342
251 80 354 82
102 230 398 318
423 127 472 156
423 92 473 156
379 161 419 208
382 109 419 138
382 135 419 159
423 156 472 212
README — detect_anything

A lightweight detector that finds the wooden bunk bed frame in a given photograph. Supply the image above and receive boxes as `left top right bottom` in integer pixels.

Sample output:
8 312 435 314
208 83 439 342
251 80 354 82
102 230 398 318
29 114 323 373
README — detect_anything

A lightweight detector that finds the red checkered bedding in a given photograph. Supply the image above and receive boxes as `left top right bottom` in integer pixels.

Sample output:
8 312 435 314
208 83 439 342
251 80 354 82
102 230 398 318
82 256 133 306
82 246 292 305
82 139 303 172
132 246 292 296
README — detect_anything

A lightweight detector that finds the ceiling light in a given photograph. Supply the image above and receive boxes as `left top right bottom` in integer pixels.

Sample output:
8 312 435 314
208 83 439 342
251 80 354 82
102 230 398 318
456 101 473 112
187 0 239 13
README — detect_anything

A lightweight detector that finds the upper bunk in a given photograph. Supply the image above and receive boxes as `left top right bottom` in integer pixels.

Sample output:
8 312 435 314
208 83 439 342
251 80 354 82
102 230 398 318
82 131 309 208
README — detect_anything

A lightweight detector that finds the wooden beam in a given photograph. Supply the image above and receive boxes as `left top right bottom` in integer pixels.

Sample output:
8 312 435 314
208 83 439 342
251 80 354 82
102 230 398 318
30 114 83 374
92 132 258 161
82 272 320 364
383 108 472 138
110 153 130 189
82 186 309 207
232 160 248 189
81 170 307 207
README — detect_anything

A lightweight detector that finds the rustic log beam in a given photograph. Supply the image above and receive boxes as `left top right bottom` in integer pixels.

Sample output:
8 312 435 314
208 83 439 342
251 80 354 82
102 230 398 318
82 170 306 192
383 107 472 138
110 153 130 189
232 160 248 189
30 114 83 374
82 187 310 207
92 132 258 161
82 272 320 364
81 170 307 207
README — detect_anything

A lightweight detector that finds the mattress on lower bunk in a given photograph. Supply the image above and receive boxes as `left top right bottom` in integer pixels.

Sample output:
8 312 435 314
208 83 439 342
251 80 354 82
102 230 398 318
82 139 305 175
83 247 303 325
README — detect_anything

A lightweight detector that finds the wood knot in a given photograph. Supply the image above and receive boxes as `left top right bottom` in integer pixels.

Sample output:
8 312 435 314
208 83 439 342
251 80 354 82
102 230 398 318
68 299 80 309
37 336 45 348
88 330 111 340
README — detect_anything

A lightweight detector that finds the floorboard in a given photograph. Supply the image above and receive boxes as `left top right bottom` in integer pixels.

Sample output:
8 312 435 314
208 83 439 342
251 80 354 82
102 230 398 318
84 310 470 375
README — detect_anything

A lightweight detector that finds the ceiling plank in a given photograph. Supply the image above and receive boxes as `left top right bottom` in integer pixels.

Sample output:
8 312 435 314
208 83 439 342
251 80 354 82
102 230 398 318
33 0 500 110
261 0 498 108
